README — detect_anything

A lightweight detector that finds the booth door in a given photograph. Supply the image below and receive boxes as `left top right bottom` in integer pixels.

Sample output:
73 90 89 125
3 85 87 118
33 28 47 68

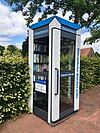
51 28 75 122
60 32 75 119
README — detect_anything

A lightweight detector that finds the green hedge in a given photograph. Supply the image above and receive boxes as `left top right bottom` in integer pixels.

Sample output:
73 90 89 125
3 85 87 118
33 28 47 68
80 57 100 92
0 54 100 123
0 55 31 123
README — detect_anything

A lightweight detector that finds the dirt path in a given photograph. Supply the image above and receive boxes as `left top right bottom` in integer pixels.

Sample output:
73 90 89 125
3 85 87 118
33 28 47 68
0 85 100 133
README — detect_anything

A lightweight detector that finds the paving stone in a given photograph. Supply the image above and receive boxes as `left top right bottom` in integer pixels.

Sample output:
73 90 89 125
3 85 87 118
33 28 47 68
0 85 100 133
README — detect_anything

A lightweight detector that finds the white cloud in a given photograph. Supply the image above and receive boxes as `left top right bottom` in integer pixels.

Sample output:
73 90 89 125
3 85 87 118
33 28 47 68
0 41 23 49
0 2 27 37
0 40 11 48
0 36 12 48
15 42 23 49
32 9 72 24
82 13 89 21
81 31 100 53
81 31 91 45
0 2 27 47
23 1 32 12
0 36 11 42
0 36 23 49
0 2 100 53
57 10 72 21
92 42 100 53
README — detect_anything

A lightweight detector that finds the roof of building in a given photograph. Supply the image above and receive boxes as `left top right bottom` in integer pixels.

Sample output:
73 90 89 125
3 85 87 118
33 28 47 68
30 16 81 30
80 47 94 56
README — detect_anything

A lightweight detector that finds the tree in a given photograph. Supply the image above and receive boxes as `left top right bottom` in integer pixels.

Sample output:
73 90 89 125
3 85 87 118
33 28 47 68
5 0 100 43
95 52 100 57
82 0 100 44
3 45 22 56
0 45 5 56
7 45 18 53
22 37 28 56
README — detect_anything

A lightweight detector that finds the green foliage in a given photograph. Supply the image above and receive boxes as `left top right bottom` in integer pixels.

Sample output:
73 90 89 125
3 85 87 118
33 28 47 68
95 52 100 57
5 0 100 43
3 45 22 56
7 45 18 53
60 54 100 92
83 0 100 44
22 37 28 56
0 45 5 56
80 57 100 92
0 55 31 123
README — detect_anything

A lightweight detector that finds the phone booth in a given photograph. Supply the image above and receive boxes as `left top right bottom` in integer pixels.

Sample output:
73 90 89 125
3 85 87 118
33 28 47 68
28 16 81 125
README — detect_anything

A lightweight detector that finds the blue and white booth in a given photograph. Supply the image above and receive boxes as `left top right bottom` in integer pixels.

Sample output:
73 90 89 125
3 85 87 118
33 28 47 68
29 16 81 125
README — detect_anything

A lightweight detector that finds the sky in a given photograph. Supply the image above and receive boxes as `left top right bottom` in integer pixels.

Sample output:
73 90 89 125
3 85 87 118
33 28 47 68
0 0 100 53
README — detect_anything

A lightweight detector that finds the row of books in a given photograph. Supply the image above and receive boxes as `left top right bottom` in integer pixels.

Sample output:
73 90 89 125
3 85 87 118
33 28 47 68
34 64 49 72
34 43 47 52
34 54 48 63
33 75 47 81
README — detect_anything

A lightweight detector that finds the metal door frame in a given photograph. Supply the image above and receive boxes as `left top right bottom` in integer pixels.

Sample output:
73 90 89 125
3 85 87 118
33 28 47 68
48 23 81 124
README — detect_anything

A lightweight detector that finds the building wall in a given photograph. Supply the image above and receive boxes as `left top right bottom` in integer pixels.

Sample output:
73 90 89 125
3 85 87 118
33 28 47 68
81 48 94 57
88 48 94 57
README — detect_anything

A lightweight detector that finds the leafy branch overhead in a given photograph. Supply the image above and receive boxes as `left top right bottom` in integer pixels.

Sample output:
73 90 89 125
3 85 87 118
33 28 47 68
5 0 100 44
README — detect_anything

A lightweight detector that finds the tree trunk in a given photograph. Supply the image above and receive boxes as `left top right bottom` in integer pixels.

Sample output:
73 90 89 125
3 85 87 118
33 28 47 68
74 7 80 24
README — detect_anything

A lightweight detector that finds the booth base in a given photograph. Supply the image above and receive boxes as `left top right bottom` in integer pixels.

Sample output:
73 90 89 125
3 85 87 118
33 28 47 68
51 110 78 126
33 106 48 122
33 106 78 125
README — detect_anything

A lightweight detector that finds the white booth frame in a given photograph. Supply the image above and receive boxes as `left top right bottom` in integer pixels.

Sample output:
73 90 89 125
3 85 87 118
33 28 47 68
28 16 81 124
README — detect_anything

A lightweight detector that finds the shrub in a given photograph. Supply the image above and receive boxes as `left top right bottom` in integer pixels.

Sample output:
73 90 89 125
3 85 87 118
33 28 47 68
0 55 31 123
80 57 100 92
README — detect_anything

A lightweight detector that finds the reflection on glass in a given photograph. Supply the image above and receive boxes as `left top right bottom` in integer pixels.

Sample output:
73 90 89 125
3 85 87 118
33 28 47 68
60 36 75 113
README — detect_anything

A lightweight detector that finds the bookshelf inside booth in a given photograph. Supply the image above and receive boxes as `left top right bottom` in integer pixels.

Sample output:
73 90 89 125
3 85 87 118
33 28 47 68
33 36 49 120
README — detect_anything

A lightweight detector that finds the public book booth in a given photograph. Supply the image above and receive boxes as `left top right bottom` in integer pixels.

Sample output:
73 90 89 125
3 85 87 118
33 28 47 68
28 16 81 125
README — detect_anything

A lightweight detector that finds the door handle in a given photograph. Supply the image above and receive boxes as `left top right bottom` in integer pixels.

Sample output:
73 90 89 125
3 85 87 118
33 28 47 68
55 68 59 95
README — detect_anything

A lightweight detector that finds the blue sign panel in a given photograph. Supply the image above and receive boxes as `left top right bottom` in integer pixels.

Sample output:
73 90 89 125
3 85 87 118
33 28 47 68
61 73 74 77
34 29 48 36
76 48 80 98
62 26 76 34
35 80 46 94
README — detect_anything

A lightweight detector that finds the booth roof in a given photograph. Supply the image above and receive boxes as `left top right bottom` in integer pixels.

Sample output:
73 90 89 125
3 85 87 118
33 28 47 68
29 16 81 30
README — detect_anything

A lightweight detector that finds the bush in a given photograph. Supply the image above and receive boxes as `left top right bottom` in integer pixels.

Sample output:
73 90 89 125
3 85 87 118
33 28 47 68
0 55 31 123
80 57 100 92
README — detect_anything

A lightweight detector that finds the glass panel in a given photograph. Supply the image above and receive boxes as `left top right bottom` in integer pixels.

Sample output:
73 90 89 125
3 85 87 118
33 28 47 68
33 36 49 112
60 32 75 115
